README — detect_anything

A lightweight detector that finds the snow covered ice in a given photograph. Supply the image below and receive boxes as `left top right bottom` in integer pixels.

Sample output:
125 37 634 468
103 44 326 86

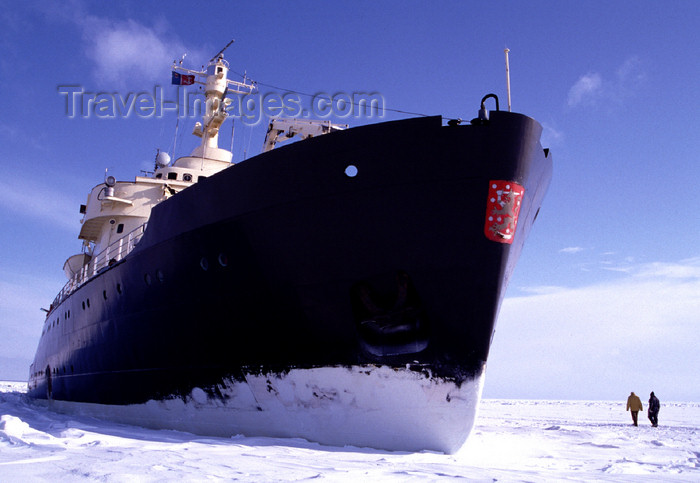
1 381 699 481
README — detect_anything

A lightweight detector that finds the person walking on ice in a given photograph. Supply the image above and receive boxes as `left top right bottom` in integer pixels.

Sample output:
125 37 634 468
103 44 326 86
648 391 660 427
626 391 643 426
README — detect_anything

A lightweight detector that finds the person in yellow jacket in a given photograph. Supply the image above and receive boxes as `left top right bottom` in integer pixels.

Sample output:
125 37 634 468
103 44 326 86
626 391 643 426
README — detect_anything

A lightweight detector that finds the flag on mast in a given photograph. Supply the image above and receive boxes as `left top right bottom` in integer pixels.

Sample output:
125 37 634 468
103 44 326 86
172 72 195 85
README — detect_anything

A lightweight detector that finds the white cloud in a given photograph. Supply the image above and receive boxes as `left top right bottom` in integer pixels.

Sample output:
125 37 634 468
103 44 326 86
567 72 602 107
540 122 563 148
0 272 63 359
75 16 203 88
559 246 585 254
34 3 197 88
0 122 19 138
518 285 570 296
567 56 647 109
486 258 700 401
635 258 700 279
616 55 645 87
0 179 81 232
600 265 634 273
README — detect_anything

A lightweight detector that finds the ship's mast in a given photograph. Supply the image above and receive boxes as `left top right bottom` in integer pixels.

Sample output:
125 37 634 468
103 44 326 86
172 41 256 160
504 48 512 112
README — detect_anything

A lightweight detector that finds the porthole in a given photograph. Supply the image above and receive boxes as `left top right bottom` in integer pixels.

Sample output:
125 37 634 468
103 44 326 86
345 165 358 177
87 298 90 308
183 173 193 182
218 253 229 267
200 257 209 271
156 269 165 282
82 301 85 310
116 283 122 294
103 290 107 300
144 273 152 285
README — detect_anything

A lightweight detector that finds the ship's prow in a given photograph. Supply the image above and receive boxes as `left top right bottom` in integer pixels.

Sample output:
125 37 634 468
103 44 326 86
28 45 551 454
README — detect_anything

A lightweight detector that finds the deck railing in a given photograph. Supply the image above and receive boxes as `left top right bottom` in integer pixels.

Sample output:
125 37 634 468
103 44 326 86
51 223 147 308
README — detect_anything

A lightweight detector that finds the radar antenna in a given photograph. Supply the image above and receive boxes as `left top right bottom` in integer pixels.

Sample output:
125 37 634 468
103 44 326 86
210 39 235 62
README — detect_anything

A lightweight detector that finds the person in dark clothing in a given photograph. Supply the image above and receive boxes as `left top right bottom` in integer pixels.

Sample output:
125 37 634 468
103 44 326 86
648 391 660 427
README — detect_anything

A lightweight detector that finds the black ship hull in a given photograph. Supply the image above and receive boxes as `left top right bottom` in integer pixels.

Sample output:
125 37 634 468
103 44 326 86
28 112 552 453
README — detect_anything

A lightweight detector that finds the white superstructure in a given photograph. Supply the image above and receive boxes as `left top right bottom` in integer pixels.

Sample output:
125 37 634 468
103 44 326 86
54 53 256 308
53 48 343 310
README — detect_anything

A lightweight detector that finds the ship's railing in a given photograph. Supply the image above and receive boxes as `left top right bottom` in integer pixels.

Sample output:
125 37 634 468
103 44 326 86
51 223 148 309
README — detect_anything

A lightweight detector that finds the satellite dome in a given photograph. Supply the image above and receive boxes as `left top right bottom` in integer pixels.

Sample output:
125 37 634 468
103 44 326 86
156 151 171 168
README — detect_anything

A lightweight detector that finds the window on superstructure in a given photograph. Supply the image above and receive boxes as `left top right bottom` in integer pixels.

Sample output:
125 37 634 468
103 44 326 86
156 173 163 179
167 172 178 180
117 224 124 234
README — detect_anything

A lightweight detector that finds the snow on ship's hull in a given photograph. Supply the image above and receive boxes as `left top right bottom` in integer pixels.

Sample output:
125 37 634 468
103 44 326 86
37 365 483 453
28 112 552 453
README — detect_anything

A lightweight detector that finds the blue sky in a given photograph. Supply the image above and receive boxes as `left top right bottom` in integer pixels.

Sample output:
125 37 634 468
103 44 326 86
1 1 698 401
